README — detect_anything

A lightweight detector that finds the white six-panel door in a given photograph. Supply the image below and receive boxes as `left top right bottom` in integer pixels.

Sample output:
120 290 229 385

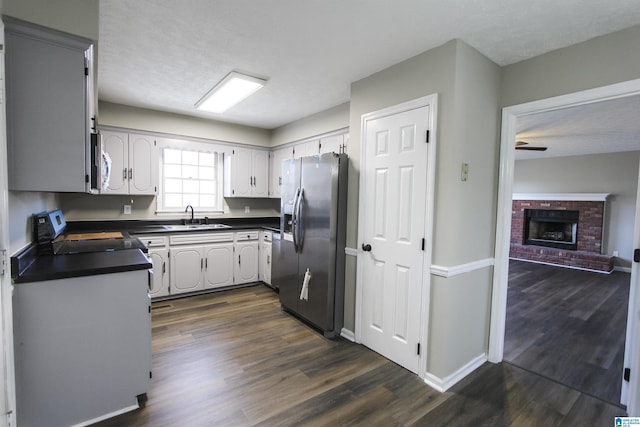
359 103 431 374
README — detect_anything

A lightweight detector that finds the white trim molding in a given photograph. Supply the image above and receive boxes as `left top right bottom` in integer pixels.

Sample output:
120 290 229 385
423 353 488 392
430 258 495 278
344 247 358 257
512 193 610 202
340 328 356 342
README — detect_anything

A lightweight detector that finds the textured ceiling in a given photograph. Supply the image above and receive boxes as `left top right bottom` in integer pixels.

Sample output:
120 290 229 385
98 0 640 130
515 95 640 160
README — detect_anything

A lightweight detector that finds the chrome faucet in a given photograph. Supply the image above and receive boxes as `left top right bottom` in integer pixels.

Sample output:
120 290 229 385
185 204 195 224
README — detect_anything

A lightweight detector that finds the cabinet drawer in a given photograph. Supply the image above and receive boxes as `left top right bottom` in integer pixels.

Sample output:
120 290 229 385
137 235 168 248
170 232 234 245
235 231 259 242
261 231 272 242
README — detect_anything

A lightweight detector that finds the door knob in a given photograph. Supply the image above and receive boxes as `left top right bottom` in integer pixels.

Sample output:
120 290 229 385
362 243 372 252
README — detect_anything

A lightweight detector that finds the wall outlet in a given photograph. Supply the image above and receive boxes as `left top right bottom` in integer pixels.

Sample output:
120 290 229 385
461 163 469 181
124 205 132 215
613 250 619 257
244 206 250 213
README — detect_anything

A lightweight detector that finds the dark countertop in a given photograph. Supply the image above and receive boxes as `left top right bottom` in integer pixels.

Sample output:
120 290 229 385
12 247 151 284
11 217 280 284
66 217 280 235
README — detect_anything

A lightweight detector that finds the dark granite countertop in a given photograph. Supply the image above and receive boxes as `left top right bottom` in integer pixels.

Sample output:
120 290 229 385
11 217 280 284
12 247 152 284
66 217 280 235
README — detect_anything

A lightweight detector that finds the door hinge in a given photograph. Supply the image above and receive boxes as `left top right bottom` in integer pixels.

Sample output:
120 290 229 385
84 66 89 76
421 238 425 251
150 371 153 379
0 249 7 276
417 343 421 355
425 130 430 143
634 249 640 263
85 174 89 183
625 368 631 382
148 305 151 313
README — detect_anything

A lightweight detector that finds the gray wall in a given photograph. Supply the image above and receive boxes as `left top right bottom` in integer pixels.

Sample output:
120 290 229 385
514 152 640 268
271 102 350 147
99 102 272 147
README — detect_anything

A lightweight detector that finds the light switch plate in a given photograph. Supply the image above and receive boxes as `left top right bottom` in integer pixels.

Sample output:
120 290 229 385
124 205 132 215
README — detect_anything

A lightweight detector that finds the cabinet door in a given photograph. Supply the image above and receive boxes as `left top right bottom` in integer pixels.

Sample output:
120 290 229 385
203 243 234 289
5 20 92 192
101 131 129 194
294 140 319 158
148 249 170 297
319 134 346 155
230 147 252 197
269 147 289 198
170 245 204 294
235 242 259 284
259 241 273 285
129 134 157 195
252 150 269 197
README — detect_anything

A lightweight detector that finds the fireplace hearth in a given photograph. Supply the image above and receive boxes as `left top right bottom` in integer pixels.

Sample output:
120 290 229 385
510 194 613 272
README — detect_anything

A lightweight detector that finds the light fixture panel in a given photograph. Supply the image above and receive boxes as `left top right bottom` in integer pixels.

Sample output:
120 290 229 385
196 71 266 113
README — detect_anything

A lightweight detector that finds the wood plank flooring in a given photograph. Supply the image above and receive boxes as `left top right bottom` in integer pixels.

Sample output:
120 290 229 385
94 284 626 426
504 259 630 406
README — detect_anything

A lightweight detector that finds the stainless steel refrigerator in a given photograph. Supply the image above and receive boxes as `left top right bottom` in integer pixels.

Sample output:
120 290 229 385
273 153 348 338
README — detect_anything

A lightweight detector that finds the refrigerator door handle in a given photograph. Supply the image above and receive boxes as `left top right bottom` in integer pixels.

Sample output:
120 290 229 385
292 187 301 252
295 188 305 251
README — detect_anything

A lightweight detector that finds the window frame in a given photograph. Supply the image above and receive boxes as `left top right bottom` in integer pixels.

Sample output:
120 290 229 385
156 138 226 214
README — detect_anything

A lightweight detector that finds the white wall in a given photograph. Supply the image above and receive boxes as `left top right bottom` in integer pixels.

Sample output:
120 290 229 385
514 151 640 267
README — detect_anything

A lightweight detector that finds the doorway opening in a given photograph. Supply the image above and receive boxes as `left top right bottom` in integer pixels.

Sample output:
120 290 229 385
490 78 640 414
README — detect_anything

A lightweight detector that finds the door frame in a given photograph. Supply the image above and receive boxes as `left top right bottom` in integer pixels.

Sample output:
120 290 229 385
355 94 438 380
489 78 640 414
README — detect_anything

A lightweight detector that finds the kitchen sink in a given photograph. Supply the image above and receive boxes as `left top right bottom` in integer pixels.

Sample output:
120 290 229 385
163 223 231 231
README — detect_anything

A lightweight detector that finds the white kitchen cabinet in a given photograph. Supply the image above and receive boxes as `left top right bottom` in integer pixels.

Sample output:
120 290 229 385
293 140 319 158
5 17 95 192
170 245 205 294
259 231 273 286
234 231 260 284
101 130 158 195
13 270 151 426
224 147 269 197
137 235 170 298
169 232 237 294
319 133 348 155
269 146 292 198
203 242 235 289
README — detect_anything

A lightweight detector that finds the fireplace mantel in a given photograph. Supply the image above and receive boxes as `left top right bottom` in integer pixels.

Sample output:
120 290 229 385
513 193 610 202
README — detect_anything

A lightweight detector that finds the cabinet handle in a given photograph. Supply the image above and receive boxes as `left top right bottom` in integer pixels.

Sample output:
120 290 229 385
123 168 127 181
267 255 270 265
250 176 253 186
279 176 282 186
162 261 166 275
201 258 204 270
238 254 241 266
205 258 208 269
129 168 133 180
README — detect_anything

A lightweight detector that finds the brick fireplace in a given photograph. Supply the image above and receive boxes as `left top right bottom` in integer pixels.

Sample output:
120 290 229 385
510 193 614 272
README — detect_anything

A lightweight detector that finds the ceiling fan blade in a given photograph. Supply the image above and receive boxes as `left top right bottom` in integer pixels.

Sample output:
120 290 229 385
515 146 548 151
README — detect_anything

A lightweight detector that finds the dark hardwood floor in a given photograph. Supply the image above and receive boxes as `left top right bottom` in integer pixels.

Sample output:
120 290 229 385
94 283 626 426
505 259 630 406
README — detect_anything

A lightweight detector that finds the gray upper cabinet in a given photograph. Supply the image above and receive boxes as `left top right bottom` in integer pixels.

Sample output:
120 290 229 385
5 17 94 192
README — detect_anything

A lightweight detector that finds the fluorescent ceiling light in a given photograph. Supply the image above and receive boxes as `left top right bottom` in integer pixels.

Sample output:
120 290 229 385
195 71 266 113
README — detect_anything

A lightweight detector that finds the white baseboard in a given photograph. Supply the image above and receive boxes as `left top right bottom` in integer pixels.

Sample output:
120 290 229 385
72 403 139 427
423 353 487 392
340 327 356 342
614 265 632 273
